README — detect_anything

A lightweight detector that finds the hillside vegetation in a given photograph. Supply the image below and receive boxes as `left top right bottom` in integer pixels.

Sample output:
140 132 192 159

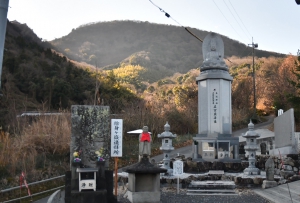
50 20 284 82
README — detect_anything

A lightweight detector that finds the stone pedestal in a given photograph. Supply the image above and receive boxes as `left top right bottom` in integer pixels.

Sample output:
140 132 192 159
70 190 107 203
262 180 277 189
123 155 167 203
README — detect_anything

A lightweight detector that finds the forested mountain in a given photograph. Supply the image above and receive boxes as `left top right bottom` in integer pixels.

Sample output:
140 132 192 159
0 20 140 129
50 20 284 82
1 19 299 134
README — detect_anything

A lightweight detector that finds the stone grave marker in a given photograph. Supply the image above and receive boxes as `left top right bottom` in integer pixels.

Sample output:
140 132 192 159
272 108 298 155
262 157 277 189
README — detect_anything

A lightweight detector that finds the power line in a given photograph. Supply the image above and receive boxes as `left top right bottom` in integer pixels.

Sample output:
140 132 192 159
228 0 252 39
148 0 237 64
212 0 244 41
223 0 251 42
148 0 203 42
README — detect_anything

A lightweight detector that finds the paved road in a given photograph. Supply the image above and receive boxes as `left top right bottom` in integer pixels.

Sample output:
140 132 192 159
253 180 300 203
232 115 274 137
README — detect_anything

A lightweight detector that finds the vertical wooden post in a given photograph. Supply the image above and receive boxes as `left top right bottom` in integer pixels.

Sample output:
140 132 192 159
114 157 118 196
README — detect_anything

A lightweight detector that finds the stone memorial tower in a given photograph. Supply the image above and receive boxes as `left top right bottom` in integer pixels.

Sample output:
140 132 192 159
158 122 177 175
193 33 239 162
243 120 260 175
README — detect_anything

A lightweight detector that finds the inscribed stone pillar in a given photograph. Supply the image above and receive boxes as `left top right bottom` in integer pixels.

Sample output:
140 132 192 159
196 33 233 137
70 105 110 168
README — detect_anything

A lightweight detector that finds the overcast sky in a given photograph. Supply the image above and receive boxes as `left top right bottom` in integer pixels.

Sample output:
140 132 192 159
7 0 300 55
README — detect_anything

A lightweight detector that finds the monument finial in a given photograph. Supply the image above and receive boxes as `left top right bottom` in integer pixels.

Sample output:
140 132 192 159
248 119 254 130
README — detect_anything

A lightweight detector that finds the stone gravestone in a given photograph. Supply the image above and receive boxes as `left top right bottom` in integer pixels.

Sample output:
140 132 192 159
271 108 298 155
262 157 277 189
65 105 114 203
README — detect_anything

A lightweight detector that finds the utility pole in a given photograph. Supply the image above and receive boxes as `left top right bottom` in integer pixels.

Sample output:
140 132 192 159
248 38 258 121
0 0 9 96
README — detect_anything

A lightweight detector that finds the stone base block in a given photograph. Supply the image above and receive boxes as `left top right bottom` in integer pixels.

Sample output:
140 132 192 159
127 191 161 203
280 170 295 179
188 180 236 189
243 168 260 175
70 190 107 203
262 180 277 189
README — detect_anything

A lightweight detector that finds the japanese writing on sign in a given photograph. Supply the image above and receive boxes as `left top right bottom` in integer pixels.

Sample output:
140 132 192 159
111 119 123 157
212 89 218 124
173 160 183 176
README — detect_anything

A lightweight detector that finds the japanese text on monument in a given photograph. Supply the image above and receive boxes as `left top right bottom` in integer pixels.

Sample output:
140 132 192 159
111 119 123 157
212 89 218 123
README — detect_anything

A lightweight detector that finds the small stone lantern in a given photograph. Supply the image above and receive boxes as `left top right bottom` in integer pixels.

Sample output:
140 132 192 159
158 122 176 175
243 120 260 175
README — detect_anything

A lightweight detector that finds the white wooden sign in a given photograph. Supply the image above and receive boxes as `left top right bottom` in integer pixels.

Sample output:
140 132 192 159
111 119 123 157
173 160 183 176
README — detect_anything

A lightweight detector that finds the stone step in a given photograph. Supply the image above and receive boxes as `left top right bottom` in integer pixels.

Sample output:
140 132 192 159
188 180 236 189
187 189 237 196
187 189 236 193
187 193 238 196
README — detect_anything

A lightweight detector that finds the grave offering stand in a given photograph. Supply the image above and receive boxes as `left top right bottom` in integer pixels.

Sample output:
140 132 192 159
243 120 261 175
77 168 98 192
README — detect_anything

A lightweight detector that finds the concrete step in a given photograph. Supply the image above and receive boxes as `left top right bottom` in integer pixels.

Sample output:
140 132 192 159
187 189 236 193
188 180 236 189
187 189 237 196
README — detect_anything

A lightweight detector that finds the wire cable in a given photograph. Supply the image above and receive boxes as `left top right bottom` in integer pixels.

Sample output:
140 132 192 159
223 0 251 42
148 0 203 42
212 0 244 41
148 0 238 63
228 0 252 39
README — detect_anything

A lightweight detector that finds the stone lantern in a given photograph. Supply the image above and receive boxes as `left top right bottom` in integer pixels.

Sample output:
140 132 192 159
243 120 260 175
158 122 177 175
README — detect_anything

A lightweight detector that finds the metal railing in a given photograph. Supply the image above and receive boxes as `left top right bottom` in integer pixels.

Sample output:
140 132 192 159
0 175 65 203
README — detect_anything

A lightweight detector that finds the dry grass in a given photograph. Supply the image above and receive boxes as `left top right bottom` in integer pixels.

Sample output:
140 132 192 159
0 112 71 188
232 108 251 130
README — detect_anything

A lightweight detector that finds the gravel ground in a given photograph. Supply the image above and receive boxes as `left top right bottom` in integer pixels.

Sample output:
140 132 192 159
117 187 272 203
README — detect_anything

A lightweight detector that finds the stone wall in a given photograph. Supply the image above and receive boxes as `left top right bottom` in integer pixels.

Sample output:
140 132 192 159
178 154 300 175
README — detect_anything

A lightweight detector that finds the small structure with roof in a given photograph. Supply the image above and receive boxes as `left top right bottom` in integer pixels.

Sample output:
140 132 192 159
243 120 260 175
158 122 177 175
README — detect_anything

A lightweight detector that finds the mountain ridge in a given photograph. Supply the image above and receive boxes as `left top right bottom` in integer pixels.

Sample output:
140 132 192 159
50 20 284 81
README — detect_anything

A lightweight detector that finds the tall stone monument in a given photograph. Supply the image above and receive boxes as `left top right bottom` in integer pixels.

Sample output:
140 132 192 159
193 33 239 162
65 105 115 203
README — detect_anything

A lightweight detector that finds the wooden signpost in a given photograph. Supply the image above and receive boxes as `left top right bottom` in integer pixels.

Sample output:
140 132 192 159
111 119 123 196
